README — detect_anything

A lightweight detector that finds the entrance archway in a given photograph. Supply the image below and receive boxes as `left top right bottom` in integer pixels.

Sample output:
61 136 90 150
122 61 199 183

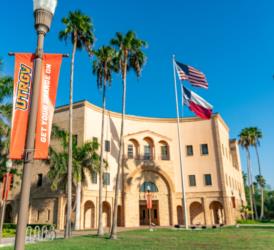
117 205 123 226
209 201 224 224
63 203 75 229
125 166 174 227
102 201 111 227
177 205 184 225
189 202 205 225
84 201 95 229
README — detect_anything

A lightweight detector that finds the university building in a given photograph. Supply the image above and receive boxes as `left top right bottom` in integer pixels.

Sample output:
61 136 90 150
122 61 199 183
3 100 246 229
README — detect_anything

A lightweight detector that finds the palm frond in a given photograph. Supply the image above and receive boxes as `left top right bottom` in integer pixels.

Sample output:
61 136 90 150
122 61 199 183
59 10 95 52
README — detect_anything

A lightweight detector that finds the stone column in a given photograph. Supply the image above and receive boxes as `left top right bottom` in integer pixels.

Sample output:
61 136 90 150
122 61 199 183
202 198 211 226
223 197 233 225
57 196 64 230
28 205 32 224
80 199 84 230
95 196 98 229
218 209 222 224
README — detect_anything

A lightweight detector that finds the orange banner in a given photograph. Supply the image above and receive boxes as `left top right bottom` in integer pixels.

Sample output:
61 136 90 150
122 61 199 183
2 173 13 201
34 54 62 159
146 193 152 209
9 54 34 159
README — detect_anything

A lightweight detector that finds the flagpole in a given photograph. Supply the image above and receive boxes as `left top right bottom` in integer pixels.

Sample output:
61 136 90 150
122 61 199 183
172 55 188 229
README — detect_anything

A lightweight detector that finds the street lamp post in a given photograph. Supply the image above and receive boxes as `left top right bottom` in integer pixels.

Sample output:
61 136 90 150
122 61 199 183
14 1 57 249
0 160 12 244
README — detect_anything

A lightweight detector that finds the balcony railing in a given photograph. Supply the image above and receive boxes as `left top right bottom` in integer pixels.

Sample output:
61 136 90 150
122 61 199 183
124 155 170 161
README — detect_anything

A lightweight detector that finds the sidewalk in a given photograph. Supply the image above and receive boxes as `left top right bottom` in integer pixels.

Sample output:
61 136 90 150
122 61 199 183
0 237 15 248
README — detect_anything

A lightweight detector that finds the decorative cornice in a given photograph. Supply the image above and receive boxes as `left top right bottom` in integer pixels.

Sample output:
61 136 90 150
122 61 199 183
55 100 228 128
125 130 172 141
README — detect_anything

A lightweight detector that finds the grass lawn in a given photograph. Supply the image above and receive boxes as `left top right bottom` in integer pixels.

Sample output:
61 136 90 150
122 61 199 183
2 227 274 250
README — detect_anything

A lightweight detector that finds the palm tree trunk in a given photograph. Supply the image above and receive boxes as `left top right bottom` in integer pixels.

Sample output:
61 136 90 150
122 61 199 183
250 164 258 220
65 34 77 239
246 149 254 220
255 145 264 220
97 81 107 236
110 65 127 240
75 181 82 230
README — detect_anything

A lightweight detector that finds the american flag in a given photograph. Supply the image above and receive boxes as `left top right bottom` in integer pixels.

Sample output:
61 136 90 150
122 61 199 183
175 61 208 89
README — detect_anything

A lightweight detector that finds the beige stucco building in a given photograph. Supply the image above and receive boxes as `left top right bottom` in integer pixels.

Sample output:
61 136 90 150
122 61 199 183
3 100 246 229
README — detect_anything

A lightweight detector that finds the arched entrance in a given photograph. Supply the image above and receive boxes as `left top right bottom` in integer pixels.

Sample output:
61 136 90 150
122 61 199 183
189 202 205 225
117 205 123 226
177 205 184 225
125 165 175 227
63 203 75 229
102 201 111 227
84 201 95 229
209 201 224 224
139 181 159 226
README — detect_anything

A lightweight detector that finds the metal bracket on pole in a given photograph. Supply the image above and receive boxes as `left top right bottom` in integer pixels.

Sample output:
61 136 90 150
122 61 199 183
8 52 70 57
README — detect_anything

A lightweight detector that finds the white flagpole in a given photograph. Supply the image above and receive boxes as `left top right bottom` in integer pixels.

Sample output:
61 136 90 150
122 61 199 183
172 55 188 229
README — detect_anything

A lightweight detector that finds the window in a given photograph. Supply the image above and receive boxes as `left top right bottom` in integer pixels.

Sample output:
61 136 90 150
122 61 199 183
73 134 78 145
189 175 196 187
140 182 158 192
128 144 134 159
37 174 43 187
105 140 110 152
47 209 51 221
103 173 110 185
161 145 169 160
186 145 193 156
144 145 151 160
204 174 212 186
201 144 209 155
91 171 97 184
9 174 14 189
37 210 41 222
231 196 236 208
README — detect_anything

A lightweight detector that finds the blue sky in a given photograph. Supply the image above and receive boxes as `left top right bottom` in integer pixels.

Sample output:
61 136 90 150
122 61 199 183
1 0 274 187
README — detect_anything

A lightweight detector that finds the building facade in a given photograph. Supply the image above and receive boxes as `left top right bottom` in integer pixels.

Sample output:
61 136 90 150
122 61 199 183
3 101 246 229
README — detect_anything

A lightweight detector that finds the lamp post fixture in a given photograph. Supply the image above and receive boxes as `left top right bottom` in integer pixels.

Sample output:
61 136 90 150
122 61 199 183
0 160 12 244
14 1 57 249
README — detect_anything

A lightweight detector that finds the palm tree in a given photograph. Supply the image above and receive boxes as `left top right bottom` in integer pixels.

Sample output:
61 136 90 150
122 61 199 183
47 125 100 230
59 10 95 237
249 127 264 219
110 31 147 239
0 62 13 179
92 46 117 236
238 128 255 220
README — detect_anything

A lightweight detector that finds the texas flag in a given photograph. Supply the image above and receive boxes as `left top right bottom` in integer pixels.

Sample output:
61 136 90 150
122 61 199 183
182 85 213 119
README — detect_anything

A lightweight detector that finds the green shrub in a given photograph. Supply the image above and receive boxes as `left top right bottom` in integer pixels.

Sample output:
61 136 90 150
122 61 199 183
3 223 56 230
3 223 16 229
236 219 274 224
2 228 16 238
27 224 55 229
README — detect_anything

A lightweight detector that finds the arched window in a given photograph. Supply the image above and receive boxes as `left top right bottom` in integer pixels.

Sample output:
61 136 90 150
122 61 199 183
127 139 139 159
143 137 154 160
159 140 170 160
140 182 158 192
